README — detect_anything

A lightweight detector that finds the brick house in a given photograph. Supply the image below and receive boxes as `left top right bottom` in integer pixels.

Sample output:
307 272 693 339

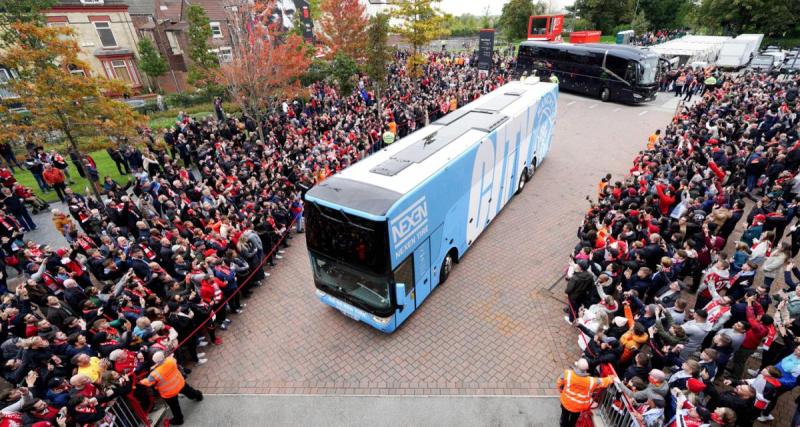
182 0 236 65
44 0 145 92
125 0 190 93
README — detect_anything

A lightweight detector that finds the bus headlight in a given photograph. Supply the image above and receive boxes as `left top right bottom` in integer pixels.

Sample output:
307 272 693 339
372 315 392 326
316 289 327 298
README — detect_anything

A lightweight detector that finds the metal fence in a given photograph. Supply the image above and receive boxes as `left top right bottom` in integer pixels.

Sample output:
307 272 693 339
593 381 643 427
104 397 149 427
592 364 643 427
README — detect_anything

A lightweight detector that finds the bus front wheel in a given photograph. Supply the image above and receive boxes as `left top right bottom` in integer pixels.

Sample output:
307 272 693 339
600 88 610 102
516 173 526 194
440 253 454 285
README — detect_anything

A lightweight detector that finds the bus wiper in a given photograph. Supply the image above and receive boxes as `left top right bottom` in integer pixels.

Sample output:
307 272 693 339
353 281 386 303
337 209 373 232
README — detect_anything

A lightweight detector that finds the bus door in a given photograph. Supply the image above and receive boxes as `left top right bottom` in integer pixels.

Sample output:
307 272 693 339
393 254 415 326
393 238 431 325
413 237 431 307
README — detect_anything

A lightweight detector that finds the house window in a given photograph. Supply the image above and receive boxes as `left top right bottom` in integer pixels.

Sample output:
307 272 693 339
102 58 140 86
68 64 86 77
0 68 16 99
94 22 117 48
166 31 182 55
210 22 222 38
218 46 233 63
111 60 132 83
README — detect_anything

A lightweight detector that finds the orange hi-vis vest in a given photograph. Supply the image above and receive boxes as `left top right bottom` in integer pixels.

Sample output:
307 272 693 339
557 369 614 412
141 356 185 398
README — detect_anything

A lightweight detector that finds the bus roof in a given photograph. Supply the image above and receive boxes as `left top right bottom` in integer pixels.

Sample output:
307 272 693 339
519 40 659 61
306 80 556 217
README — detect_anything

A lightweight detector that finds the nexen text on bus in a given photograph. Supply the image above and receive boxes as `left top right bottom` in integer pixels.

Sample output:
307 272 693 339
391 196 429 258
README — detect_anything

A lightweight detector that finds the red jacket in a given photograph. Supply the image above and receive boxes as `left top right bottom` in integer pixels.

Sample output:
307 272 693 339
655 184 675 216
742 303 767 350
42 167 65 185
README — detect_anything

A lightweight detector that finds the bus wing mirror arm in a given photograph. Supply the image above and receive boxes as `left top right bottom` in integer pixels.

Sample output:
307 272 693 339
395 283 406 307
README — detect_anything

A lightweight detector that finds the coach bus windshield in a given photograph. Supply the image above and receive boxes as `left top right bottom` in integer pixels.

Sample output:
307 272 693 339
638 57 660 85
305 202 392 313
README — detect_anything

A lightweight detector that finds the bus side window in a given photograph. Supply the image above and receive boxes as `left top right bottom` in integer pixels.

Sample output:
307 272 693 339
624 63 636 83
393 256 415 295
605 55 628 79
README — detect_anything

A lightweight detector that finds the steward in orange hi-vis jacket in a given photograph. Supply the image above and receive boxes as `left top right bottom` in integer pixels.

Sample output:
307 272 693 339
556 358 614 427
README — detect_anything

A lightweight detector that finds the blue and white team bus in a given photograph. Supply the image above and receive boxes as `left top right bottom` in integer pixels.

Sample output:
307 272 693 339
304 79 558 332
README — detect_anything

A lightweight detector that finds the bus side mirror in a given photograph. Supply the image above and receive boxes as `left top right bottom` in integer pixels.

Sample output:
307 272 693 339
395 283 406 307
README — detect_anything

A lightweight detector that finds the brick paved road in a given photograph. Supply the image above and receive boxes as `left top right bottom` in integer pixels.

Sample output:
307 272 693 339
188 93 676 396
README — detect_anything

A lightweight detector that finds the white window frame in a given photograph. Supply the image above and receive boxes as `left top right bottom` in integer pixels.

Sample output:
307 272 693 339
166 31 182 55
94 21 117 48
106 59 140 86
0 68 18 99
218 46 233 63
111 59 130 82
210 22 223 38
68 65 86 77
81 0 104 4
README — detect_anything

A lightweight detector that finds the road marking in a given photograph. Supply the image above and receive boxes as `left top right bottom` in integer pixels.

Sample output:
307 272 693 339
567 101 576 106
638 110 649 116
613 107 621 112
588 103 598 109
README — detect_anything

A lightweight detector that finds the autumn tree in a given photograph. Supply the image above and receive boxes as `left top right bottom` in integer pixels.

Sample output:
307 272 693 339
186 4 219 90
364 13 390 120
0 23 145 199
215 3 311 143
317 0 368 60
0 0 56 47
137 38 169 91
391 0 449 77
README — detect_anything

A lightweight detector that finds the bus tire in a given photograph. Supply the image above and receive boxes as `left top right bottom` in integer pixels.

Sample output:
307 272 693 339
526 162 536 181
600 88 611 102
440 252 454 285
516 173 526 194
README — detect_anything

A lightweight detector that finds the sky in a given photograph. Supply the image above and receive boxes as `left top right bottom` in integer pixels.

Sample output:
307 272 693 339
437 0 575 16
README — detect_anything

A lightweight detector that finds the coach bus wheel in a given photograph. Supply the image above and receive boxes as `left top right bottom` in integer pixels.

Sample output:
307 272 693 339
600 88 610 102
516 173 526 194
526 163 536 181
440 253 454 284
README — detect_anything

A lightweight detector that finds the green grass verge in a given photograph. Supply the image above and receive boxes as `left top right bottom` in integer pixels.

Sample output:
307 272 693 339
13 150 129 203
600 35 616 44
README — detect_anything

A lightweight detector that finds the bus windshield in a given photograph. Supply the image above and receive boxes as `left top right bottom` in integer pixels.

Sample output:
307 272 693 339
305 202 392 312
638 57 659 85
310 253 391 311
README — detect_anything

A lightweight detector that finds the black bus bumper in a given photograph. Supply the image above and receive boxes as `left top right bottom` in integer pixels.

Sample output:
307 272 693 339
632 90 657 103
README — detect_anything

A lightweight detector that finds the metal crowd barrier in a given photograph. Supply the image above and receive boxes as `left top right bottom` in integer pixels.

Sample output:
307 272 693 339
592 364 643 427
105 397 149 427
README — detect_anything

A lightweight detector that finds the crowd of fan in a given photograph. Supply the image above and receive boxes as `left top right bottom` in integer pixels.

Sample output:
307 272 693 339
564 69 800 426
0 50 515 426
632 30 687 47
